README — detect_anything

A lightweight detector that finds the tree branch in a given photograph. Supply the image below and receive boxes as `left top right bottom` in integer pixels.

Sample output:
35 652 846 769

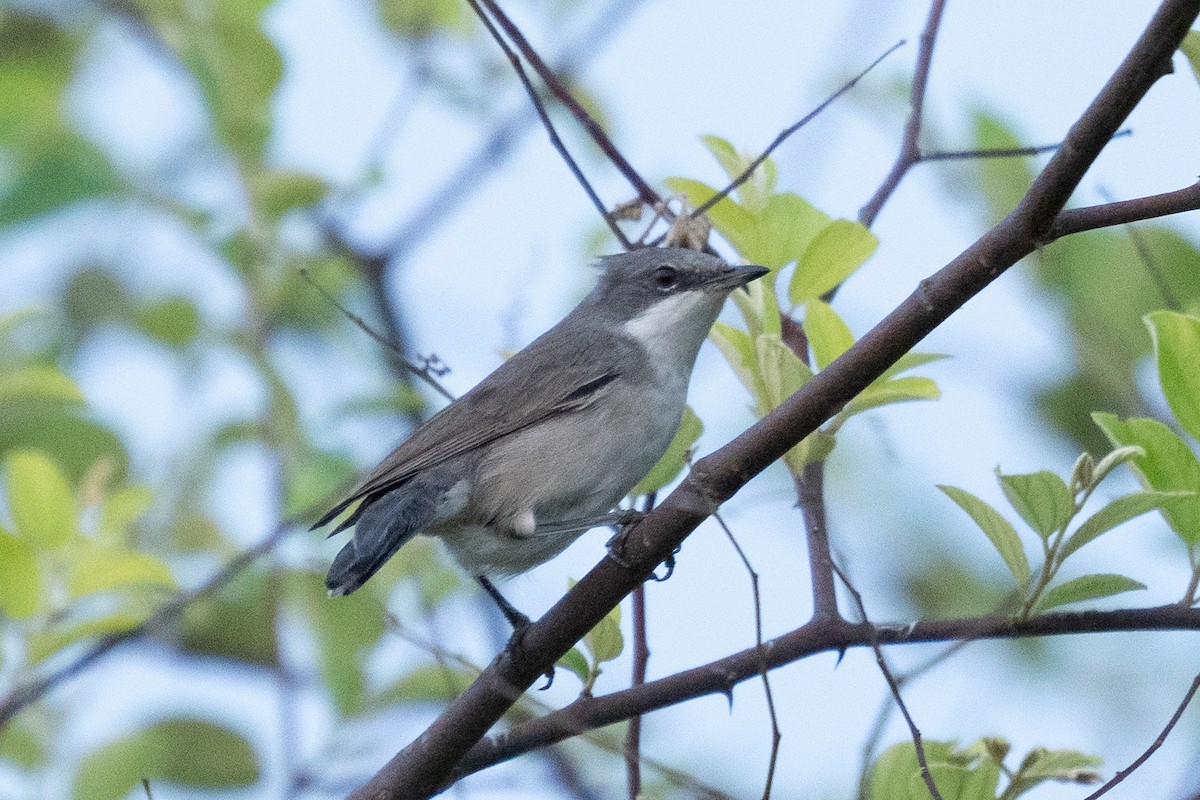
455 606 1200 775
348 2 1200 796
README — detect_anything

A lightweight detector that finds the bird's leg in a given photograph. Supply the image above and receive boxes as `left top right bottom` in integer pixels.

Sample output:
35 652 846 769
603 508 647 568
475 575 554 689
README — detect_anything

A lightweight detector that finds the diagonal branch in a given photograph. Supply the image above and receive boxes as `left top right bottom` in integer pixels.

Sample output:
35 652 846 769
464 0 632 248
474 0 663 208
348 2 1200 796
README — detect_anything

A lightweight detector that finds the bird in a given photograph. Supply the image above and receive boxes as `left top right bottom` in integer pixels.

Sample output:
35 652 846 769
312 246 768 627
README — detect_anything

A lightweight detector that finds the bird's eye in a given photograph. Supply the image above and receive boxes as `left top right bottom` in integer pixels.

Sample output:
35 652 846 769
653 265 679 291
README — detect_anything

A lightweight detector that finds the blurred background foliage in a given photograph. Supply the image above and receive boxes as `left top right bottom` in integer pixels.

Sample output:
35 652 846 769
0 0 1198 798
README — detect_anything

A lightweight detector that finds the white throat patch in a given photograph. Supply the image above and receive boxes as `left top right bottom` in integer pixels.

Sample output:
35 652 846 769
622 290 718 378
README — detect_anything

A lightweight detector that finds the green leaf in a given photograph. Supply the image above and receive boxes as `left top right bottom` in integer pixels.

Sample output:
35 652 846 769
557 647 590 683
803 299 855 369
755 334 813 411
1062 491 1188 559
997 470 1074 539
939 485 1030 585
1038 573 1145 613
790 219 879 302
250 170 328 219
378 0 472 38
0 721 46 768
1016 747 1102 784
136 297 201 349
376 664 477 706
869 741 998 800
73 718 258 799
98 486 154 545
631 406 703 496
5 449 76 547
284 449 357 519
0 366 84 403
181 570 278 667
1093 413 1200 544
0 529 41 618
879 352 950 381
66 550 177 599
582 601 623 665
844 376 940 416
700 134 777 208
1146 311 1200 441
1180 30 1200 86
709 321 757 392
0 398 128 483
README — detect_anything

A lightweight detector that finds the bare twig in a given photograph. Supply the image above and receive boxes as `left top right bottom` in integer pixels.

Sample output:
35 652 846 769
713 511 781 800
692 41 906 218
859 0 948 227
465 0 632 249
475 0 662 209
298 268 455 402
920 129 1132 162
833 562 943 800
1081 672 1200 799
1047 181 1200 240
795 463 840 620
624 493 655 799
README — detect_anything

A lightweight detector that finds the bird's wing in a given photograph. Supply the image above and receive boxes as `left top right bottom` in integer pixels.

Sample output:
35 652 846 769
313 325 635 530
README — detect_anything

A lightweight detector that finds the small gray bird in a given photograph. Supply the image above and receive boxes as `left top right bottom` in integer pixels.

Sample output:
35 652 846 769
313 247 767 623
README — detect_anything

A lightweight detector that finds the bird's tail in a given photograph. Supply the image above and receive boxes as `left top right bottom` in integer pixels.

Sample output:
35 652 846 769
325 475 460 596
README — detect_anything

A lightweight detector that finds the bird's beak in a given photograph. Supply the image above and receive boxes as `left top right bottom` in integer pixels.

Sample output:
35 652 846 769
705 263 770 292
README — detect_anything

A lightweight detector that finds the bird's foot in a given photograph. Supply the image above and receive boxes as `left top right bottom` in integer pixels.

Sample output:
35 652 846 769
604 509 646 568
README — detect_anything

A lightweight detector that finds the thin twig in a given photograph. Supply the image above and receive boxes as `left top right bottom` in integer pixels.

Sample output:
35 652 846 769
298 268 455 402
859 0 948 227
832 562 943 800
855 640 972 799
692 41 906 218
475 0 663 209
795 463 840 620
714 511 781 800
465 0 633 249
1081 672 1200 799
625 493 655 799
921 130 1132 162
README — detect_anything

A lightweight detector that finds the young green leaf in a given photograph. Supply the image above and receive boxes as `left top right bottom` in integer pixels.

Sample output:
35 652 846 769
1061 491 1188 559
939 485 1031 585
755 334 814 412
0 365 84 403
1146 311 1200 441
709 321 758 392
556 647 590 683
790 219 879 302
1037 573 1145 613
631 406 703 496
1093 413 1200 544
582 603 623 665
803 299 855 369
1180 30 1200 86
66 550 177 599
997 470 1074 539
0 530 41 618
878 352 950 381
5 449 77 547
843 376 940 417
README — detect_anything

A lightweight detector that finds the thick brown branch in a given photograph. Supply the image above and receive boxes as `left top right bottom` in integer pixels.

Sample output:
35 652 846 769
456 606 1200 775
349 3 1200 796
1047 181 1200 240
